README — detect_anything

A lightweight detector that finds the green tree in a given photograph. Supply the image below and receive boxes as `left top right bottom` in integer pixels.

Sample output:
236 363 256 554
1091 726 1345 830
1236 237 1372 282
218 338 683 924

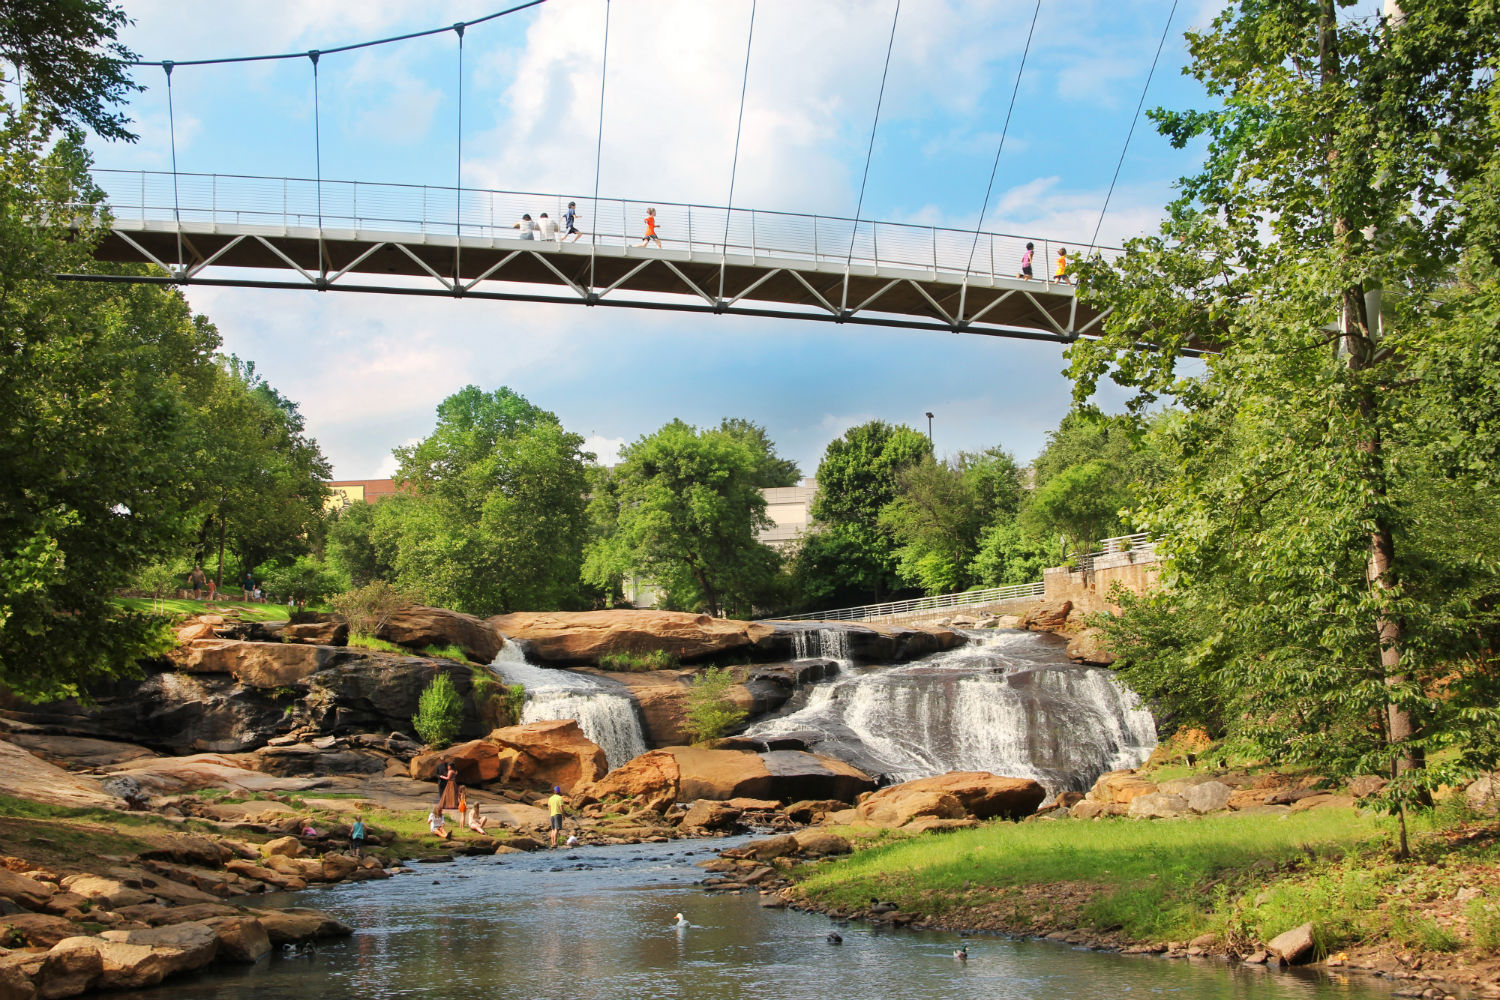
413 672 463 749
802 420 931 605
1070 0 1500 852
969 521 1061 587
880 448 1025 594
717 417 801 488
0 109 222 698
585 419 779 618
1020 460 1132 560
324 500 394 589
0 0 138 141
260 555 343 607
383 386 591 614
683 667 748 743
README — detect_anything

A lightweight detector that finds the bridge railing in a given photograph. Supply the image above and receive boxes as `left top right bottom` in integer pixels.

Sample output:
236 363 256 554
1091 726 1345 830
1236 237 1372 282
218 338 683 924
766 580 1045 623
90 169 1123 283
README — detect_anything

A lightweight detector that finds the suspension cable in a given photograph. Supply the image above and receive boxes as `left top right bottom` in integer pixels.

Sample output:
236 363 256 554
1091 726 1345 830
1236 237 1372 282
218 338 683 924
718 0 758 302
961 0 1040 283
162 61 182 275
454 23 466 288
310 50 324 279
123 1 547 68
1091 0 1178 249
589 0 611 293
843 0 901 311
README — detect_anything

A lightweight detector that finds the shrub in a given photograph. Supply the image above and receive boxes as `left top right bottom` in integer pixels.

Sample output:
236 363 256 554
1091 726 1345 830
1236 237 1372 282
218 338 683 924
260 555 343 607
597 649 679 672
329 580 414 639
1467 900 1500 951
683 666 747 743
413 672 463 748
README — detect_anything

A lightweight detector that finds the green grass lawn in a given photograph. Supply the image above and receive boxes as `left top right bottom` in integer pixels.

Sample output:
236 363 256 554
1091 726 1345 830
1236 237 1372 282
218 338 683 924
114 596 291 622
797 809 1427 948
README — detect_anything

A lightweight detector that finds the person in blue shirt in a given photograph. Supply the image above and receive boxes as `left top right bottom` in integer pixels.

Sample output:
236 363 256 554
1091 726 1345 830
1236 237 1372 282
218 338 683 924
350 815 367 857
563 201 582 242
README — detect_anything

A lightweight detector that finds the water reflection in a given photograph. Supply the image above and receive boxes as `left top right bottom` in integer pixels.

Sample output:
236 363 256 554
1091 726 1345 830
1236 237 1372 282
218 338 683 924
107 838 1393 1000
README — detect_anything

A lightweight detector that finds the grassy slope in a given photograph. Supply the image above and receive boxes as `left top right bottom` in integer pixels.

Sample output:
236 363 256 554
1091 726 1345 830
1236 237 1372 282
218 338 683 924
795 808 1500 961
115 596 291 622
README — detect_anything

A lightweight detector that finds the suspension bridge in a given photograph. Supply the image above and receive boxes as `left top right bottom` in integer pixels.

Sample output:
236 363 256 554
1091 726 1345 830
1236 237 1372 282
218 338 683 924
66 0 1180 345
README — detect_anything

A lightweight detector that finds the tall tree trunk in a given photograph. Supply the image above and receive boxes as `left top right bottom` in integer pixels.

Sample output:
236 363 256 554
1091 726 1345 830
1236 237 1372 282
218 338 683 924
1320 2 1422 811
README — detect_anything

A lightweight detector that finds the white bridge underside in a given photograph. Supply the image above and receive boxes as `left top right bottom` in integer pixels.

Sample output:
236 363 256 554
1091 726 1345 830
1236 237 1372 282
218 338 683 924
85 220 1105 341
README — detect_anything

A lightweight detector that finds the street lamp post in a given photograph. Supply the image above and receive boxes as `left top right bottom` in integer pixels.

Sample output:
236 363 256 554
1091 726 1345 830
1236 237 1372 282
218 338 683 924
924 411 934 445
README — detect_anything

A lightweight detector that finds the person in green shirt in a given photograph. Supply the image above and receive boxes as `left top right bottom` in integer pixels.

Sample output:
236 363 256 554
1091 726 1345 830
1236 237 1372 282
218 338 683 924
547 786 567 848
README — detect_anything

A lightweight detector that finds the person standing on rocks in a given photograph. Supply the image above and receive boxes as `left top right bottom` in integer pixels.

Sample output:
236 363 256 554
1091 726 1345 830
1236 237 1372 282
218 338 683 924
435 759 460 819
548 785 568 848
350 815 366 857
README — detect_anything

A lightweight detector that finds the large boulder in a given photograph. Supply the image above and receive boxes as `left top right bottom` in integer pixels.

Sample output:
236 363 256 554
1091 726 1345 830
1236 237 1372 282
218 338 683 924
851 773 1046 828
679 800 743 833
59 875 153 909
1088 770 1158 805
1182 781 1233 814
489 610 775 666
174 638 336 687
1019 600 1073 632
1 734 156 769
0 739 120 810
281 621 349 646
0 913 79 948
204 916 271 962
410 738 506 786
1065 628 1115 666
100 754 324 796
0 869 56 911
487 720 609 790
658 746 875 803
1266 922 1316 964
375 605 504 664
31 936 104 996
1128 791 1190 819
1465 773 1498 815
581 749 681 812
248 907 352 945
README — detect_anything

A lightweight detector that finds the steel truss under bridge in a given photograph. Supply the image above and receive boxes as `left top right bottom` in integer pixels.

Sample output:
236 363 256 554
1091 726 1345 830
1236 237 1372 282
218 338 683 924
70 169 1119 343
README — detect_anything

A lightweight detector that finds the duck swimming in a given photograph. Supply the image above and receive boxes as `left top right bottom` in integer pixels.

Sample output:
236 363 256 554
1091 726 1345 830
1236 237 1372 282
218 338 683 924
953 946 968 961
827 932 843 945
673 913 689 929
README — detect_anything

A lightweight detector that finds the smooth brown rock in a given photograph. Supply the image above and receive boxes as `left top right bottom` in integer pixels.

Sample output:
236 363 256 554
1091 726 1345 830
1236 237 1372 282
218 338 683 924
880 772 1046 821
486 720 608 790
58 876 151 910
1182 781 1233 814
679 801 742 832
0 870 55 911
658 746 874 803
1347 775 1388 799
1128 792 1190 819
0 740 119 810
0 956 38 1000
411 739 503 786
790 830 851 855
320 855 359 882
204 917 271 962
261 837 306 859
1 913 82 950
1065 628 1116 665
249 907 352 945
141 836 225 868
488 610 774 666
1018 600 1072 631
174 638 335 687
32 937 103 998
581 750 681 812
374 605 503 663
1266 922 1315 964
1088 771 1158 805
855 789 965 828
733 835 800 861
281 622 349 646
1 735 156 770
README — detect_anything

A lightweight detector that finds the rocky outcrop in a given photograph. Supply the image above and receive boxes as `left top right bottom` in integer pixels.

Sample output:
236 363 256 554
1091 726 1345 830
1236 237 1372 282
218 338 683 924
1018 599 1073 632
660 746 875 803
848 772 1045 828
375 605 504 664
580 749 681 812
0 739 120 809
174 638 337 686
749 622 963 664
487 720 609 790
1064 628 1115 665
490 610 776 666
281 621 349 646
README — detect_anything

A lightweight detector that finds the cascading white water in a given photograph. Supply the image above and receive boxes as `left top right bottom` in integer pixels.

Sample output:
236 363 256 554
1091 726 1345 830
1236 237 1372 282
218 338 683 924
791 627 852 670
747 630 1156 794
487 644 647 771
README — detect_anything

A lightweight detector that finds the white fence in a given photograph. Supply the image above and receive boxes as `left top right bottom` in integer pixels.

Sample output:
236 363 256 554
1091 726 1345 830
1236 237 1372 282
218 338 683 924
769 580 1045 624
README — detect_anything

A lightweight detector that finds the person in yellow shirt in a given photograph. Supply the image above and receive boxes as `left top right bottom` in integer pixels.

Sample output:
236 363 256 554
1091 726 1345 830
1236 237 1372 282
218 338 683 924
1054 247 1070 284
547 785 567 848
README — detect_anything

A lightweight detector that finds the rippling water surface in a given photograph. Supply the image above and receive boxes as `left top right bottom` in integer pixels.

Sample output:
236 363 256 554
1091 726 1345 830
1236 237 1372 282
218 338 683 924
109 836 1394 1000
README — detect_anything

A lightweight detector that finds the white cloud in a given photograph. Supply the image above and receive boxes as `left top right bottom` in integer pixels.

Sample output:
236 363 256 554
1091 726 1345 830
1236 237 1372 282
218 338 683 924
582 434 625 466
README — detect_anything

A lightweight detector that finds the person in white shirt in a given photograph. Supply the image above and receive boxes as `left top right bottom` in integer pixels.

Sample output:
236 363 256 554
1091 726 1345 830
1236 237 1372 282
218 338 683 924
537 213 560 241
512 213 535 239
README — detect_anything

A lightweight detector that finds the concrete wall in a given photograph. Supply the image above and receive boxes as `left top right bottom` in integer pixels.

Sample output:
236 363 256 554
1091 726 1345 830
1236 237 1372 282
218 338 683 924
1043 549 1160 615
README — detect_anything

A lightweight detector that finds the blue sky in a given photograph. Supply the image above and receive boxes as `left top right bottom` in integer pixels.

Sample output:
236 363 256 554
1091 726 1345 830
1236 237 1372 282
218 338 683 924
94 0 1223 479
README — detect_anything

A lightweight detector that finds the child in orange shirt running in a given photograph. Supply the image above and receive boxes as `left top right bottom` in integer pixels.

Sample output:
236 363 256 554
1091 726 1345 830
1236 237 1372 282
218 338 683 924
638 207 662 248
1054 247 1070 284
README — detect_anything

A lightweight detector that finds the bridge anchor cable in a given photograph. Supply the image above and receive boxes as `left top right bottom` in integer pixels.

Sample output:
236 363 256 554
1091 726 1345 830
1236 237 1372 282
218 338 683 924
718 0 758 304
841 0 901 315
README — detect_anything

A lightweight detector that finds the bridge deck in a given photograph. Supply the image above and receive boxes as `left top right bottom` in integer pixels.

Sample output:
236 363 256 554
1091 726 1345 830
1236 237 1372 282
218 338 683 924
80 170 1115 341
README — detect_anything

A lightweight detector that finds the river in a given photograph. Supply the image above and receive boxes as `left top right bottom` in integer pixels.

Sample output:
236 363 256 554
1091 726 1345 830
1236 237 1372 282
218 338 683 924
107 836 1394 1000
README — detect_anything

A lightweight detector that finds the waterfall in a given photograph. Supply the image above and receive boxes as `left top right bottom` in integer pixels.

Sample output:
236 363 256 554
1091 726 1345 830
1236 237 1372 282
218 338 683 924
791 627 852 671
747 630 1156 795
487 644 647 771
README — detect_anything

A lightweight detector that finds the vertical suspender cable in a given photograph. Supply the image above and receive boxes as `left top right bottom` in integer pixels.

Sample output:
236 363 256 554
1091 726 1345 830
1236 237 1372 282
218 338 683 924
589 0 611 296
454 23 466 290
959 0 1039 322
309 50 324 281
163 61 183 277
718 0 757 303
1090 0 1177 249
841 0 900 313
